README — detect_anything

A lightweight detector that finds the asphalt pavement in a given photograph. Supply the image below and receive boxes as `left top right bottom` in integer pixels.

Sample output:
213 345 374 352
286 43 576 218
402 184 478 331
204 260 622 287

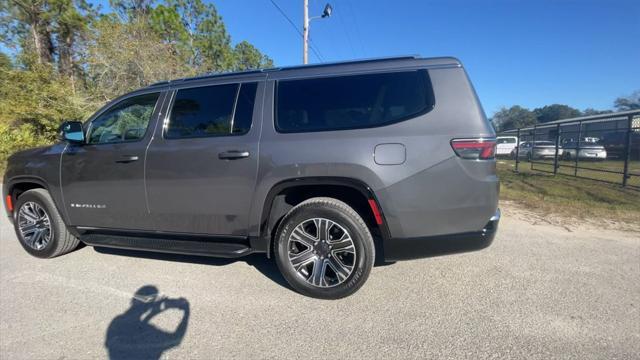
1 205 638 359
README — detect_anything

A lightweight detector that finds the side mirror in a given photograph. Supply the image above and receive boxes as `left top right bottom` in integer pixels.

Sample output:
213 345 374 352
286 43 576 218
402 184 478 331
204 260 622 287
59 121 85 144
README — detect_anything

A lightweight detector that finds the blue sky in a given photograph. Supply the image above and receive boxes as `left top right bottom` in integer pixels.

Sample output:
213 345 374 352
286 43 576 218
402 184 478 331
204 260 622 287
71 0 640 115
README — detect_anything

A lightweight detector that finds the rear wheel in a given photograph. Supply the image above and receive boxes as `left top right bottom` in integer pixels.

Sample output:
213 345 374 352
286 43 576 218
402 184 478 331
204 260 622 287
274 197 374 299
13 189 80 258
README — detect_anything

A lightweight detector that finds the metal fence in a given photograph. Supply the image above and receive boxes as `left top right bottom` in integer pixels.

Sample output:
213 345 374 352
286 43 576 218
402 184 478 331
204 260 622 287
498 110 640 189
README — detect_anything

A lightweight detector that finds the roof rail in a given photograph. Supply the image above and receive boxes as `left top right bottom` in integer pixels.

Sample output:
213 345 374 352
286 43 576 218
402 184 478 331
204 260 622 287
145 55 422 88
264 55 419 72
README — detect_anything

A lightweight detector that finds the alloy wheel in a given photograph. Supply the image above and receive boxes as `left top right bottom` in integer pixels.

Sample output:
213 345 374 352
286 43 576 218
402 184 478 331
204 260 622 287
17 202 53 250
287 218 356 288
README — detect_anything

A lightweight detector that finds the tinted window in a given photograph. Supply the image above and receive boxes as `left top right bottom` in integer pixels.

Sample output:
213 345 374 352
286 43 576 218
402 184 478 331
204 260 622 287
165 83 258 138
276 70 434 133
88 93 159 144
166 84 237 138
232 83 258 134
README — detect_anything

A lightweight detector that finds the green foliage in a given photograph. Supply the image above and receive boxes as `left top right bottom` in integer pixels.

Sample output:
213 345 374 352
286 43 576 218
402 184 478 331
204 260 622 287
533 104 582 123
582 108 613 116
493 101 625 131
0 64 89 170
86 15 191 100
491 106 537 132
233 41 274 71
0 64 89 138
0 0 273 171
0 52 11 69
614 90 640 111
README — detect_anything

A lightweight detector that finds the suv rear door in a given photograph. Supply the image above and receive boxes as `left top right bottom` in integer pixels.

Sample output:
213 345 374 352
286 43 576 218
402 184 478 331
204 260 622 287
145 79 264 236
60 91 166 230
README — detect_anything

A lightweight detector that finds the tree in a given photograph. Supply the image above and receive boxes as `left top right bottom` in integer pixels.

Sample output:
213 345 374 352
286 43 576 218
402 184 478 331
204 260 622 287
0 51 11 69
614 90 640 111
582 108 613 116
0 0 274 172
533 104 582 123
0 63 88 160
50 0 95 80
149 0 232 72
86 15 189 101
110 0 156 20
491 106 537 132
1 0 56 65
233 41 274 71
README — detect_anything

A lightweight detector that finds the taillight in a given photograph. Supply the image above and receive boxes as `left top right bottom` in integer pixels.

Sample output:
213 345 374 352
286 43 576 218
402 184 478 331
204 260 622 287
450 138 496 160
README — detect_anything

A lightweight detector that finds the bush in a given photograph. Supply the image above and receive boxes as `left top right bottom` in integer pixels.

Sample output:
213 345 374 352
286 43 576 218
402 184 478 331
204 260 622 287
0 64 95 173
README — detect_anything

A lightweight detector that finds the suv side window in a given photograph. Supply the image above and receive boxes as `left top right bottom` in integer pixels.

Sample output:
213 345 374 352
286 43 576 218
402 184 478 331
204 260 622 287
87 93 160 145
165 82 258 139
276 70 434 133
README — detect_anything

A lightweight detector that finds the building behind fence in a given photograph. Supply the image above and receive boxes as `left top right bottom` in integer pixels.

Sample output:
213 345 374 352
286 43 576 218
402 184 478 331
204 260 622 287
498 110 640 189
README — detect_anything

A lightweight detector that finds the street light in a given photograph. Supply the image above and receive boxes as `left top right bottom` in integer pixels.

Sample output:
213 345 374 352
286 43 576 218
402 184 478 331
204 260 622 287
321 3 332 18
303 2 332 64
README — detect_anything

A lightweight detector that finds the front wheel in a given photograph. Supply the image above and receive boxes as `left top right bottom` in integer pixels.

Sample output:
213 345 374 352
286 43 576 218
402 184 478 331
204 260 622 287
274 197 375 299
13 189 80 258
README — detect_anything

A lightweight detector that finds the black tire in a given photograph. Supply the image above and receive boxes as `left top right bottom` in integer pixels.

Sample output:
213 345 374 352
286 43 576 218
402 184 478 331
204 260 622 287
13 189 80 258
274 197 375 299
563 152 571 161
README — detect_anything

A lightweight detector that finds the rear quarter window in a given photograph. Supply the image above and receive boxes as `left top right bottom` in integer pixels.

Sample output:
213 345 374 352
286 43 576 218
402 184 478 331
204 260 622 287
276 70 435 133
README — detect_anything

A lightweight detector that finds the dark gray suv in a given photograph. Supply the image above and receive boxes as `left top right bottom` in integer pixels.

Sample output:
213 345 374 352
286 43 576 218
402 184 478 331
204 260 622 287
3 56 500 299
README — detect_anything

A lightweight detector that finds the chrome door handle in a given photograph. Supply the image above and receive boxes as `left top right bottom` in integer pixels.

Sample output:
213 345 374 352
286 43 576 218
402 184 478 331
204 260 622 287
218 151 250 160
115 155 139 163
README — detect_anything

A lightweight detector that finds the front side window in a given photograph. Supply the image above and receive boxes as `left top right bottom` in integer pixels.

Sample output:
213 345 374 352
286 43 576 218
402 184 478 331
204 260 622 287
165 82 258 139
87 93 160 145
276 70 434 133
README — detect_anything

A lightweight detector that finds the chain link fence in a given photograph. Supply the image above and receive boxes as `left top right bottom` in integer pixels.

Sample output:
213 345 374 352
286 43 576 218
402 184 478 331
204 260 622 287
498 110 640 189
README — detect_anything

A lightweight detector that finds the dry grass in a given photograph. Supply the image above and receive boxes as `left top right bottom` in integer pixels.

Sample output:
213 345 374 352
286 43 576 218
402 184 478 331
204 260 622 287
497 160 640 226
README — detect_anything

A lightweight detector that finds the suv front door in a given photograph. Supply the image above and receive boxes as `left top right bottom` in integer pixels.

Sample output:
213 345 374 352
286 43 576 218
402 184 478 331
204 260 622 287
145 80 263 236
61 91 166 230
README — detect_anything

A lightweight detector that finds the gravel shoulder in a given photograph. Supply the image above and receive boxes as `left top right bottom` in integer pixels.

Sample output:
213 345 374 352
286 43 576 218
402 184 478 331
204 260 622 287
1 203 638 359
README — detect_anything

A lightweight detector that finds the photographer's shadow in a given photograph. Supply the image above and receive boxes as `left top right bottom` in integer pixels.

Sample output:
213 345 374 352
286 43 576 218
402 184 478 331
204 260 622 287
105 285 190 360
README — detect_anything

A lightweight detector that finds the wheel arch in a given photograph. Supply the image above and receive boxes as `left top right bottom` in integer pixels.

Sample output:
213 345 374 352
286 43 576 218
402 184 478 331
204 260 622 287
6 176 50 210
7 176 49 199
256 177 390 259
4 177 68 226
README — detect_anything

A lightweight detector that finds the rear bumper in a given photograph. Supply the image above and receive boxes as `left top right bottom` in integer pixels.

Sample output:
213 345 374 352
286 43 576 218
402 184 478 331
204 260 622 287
384 209 500 261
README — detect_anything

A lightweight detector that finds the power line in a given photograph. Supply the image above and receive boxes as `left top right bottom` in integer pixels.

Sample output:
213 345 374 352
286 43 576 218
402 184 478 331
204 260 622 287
335 3 357 58
267 0 324 62
345 0 365 57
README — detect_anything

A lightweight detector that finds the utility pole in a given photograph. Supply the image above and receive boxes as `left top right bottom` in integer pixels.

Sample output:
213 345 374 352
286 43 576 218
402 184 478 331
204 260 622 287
302 2 332 64
303 0 309 64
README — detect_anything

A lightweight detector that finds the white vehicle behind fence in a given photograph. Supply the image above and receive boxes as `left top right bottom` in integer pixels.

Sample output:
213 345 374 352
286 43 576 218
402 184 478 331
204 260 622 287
496 136 518 156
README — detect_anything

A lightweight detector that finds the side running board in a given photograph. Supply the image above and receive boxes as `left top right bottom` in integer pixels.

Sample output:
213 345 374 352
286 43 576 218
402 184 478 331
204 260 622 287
81 234 253 258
